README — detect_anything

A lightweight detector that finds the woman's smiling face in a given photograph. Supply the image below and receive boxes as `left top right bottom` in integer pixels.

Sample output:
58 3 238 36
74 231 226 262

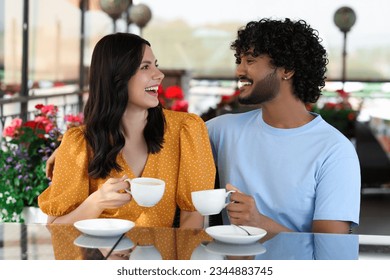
127 45 164 110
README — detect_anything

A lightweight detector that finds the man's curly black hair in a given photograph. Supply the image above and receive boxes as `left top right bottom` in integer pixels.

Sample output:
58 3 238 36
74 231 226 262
231 18 328 103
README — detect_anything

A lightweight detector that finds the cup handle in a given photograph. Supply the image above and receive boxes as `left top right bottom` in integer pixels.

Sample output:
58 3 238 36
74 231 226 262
124 179 132 195
224 190 236 207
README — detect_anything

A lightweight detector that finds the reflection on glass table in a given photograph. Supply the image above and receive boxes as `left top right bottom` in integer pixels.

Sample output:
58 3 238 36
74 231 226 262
129 245 162 260
0 223 385 260
205 241 267 258
256 232 359 260
74 234 134 251
73 234 134 260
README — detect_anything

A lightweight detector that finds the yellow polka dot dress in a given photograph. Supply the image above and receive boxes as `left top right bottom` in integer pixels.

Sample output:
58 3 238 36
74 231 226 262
38 109 216 227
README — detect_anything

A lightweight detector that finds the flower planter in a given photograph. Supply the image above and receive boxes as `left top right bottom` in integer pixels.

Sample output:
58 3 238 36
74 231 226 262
1 103 82 223
22 207 47 224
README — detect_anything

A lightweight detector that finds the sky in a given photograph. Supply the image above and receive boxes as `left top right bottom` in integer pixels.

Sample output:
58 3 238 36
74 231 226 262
135 0 390 49
135 0 385 27
3 0 390 82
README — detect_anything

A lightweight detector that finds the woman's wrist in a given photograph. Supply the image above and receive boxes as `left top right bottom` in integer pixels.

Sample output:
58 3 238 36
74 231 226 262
85 191 105 214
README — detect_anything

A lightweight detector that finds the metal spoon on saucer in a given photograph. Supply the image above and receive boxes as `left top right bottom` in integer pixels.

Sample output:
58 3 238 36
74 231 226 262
233 224 252 236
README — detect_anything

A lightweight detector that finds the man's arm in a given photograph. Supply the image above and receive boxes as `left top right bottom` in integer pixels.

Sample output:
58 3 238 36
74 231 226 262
226 184 351 234
312 220 351 234
46 148 58 179
226 184 293 234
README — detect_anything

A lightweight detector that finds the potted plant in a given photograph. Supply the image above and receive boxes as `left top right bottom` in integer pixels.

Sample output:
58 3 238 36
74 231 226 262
0 104 83 222
308 89 358 139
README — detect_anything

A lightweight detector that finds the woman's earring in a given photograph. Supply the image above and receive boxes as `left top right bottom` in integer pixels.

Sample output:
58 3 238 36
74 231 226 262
283 77 288 80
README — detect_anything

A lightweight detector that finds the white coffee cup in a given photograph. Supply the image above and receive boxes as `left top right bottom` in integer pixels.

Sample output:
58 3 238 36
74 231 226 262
191 189 235 216
124 177 165 207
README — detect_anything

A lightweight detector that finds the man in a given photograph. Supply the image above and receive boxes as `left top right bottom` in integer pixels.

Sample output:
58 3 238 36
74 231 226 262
206 18 360 234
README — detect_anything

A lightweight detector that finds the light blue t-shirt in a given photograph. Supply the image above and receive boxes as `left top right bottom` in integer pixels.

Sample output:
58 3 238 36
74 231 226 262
206 109 361 232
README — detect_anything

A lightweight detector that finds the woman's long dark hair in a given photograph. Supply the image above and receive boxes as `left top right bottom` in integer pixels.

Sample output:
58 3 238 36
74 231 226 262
84 33 165 179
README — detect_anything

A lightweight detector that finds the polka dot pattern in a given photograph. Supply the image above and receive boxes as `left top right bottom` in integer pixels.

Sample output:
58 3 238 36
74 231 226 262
38 109 216 227
49 225 211 260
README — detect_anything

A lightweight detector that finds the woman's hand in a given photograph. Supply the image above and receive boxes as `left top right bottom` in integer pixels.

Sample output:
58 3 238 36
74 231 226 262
92 175 132 210
48 175 132 224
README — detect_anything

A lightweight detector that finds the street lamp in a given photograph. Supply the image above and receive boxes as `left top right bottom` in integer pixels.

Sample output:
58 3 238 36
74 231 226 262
333 6 357 89
128 3 152 36
99 0 131 33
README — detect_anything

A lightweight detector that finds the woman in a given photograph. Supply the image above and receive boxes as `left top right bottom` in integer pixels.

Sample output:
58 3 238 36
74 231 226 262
38 33 215 228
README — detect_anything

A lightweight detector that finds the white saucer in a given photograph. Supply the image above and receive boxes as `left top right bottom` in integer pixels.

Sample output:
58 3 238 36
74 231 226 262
74 218 135 237
74 234 134 251
205 241 266 256
205 225 267 244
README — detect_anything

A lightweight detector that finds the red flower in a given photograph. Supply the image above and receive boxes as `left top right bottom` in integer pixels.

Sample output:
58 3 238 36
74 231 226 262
2 118 22 137
35 104 44 110
221 89 240 103
324 102 337 109
348 112 356 121
40 104 58 116
171 100 188 112
64 113 84 129
336 89 350 99
23 121 46 138
157 84 165 96
165 85 184 99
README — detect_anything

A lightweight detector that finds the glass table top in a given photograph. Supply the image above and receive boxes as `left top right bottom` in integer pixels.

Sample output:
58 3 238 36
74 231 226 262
0 223 389 260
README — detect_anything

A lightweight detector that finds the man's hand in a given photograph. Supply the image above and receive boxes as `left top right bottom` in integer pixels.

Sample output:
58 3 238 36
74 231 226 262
225 184 347 234
226 183 261 227
225 184 299 234
46 148 58 179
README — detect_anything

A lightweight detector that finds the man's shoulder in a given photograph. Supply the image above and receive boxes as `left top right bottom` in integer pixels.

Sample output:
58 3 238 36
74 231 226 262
206 109 259 129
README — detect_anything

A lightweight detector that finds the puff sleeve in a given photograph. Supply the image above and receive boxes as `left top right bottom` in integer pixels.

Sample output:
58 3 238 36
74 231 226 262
175 114 216 211
38 126 90 216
